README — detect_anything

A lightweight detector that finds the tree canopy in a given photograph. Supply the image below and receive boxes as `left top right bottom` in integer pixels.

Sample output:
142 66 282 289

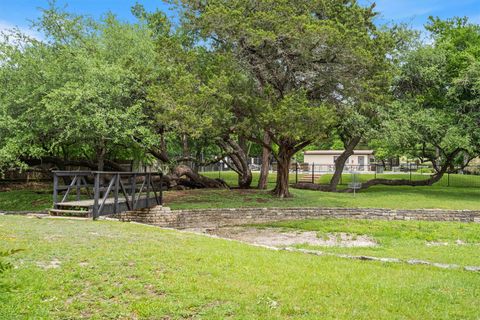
174 0 396 196
0 2 479 196
0 7 159 171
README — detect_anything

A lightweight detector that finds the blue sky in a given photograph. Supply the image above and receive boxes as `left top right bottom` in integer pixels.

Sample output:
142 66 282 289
361 0 480 28
1 0 480 38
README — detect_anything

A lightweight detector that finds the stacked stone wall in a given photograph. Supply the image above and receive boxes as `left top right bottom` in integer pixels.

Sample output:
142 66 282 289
117 206 480 229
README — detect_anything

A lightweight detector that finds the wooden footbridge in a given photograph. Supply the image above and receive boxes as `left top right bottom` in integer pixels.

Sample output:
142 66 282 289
51 171 163 219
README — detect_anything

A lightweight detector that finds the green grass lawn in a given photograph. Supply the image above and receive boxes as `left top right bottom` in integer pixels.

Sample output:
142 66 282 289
0 189 52 211
256 219 480 266
165 186 480 210
1 215 480 319
204 171 480 188
0 188 89 212
1 171 479 212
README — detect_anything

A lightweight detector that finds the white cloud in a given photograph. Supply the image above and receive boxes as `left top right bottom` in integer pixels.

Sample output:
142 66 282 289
0 20 43 41
470 14 480 24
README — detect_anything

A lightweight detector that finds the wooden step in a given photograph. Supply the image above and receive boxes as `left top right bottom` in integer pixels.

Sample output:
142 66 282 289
55 202 92 208
49 208 91 217
298 174 320 183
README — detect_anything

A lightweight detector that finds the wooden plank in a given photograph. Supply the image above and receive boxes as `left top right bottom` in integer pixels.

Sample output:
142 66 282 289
80 177 92 199
51 171 164 219
57 195 157 208
134 179 146 208
49 209 91 216
76 176 81 201
146 173 150 208
119 180 131 211
61 175 78 203
98 176 116 215
53 173 58 209
114 174 119 214
131 174 136 210
93 173 100 220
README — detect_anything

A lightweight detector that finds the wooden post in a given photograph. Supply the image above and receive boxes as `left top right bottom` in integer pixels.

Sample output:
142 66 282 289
114 173 119 214
93 172 100 220
53 172 58 209
159 173 163 205
146 172 151 208
131 174 137 209
76 175 81 201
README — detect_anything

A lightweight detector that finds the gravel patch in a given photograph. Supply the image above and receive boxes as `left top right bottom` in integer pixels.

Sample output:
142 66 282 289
36 259 62 270
195 226 377 248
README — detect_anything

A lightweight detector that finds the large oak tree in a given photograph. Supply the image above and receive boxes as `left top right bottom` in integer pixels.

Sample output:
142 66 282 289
175 0 396 197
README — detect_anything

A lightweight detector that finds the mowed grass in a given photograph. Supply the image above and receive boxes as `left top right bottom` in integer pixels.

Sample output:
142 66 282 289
0 189 88 212
256 219 480 266
2 215 480 319
204 171 480 188
165 187 480 211
0 189 52 211
1 171 479 212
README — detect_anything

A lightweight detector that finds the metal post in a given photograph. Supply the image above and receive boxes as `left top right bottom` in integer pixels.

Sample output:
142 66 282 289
53 172 58 209
312 163 315 183
114 173 119 214
409 163 412 182
295 162 298 183
93 172 100 220
219 161 222 180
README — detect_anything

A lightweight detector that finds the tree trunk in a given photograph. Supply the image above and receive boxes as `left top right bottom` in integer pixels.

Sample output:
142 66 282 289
236 136 252 188
327 136 361 191
272 145 293 198
163 165 229 189
294 148 464 193
258 132 271 190
293 171 447 192
96 139 106 171
238 171 253 188
349 168 447 192
218 137 252 189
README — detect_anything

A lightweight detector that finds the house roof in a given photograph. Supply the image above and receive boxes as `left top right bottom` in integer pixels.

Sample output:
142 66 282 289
304 150 375 155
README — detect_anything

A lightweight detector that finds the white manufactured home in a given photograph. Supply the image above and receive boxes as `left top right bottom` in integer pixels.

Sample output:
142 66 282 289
303 150 375 172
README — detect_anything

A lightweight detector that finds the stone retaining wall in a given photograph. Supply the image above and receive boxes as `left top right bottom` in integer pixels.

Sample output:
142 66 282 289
117 206 480 229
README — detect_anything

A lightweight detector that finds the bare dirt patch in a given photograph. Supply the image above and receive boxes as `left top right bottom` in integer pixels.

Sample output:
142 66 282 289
36 258 62 269
197 226 377 248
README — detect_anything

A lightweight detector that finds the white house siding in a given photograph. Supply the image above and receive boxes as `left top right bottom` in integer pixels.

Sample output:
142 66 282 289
303 150 375 172
304 154 373 165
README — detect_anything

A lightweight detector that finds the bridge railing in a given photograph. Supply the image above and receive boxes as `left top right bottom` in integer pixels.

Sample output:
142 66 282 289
52 171 163 219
